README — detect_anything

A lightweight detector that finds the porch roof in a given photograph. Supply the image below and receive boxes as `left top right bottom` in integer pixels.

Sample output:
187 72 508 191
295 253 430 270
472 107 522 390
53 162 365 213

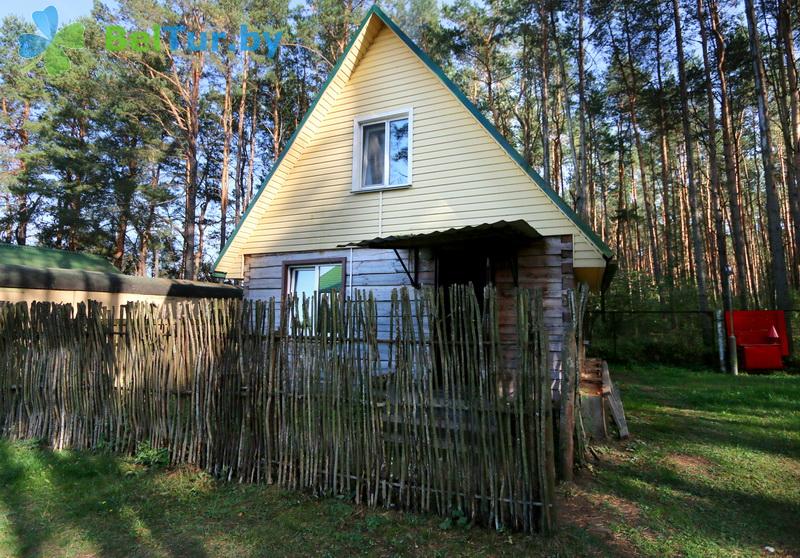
338 220 541 250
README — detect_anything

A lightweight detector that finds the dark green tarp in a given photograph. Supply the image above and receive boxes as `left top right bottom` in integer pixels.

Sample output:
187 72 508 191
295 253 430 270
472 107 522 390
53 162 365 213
0 243 120 273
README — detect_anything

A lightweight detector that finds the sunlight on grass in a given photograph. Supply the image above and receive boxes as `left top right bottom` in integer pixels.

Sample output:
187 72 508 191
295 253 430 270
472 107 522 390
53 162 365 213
0 438 590 557
0 500 20 558
600 365 800 557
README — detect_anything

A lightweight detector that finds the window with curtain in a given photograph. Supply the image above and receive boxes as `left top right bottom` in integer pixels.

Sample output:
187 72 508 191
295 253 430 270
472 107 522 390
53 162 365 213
354 110 411 190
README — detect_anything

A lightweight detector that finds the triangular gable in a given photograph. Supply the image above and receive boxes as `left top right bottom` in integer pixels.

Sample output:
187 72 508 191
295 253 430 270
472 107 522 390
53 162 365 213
215 5 612 278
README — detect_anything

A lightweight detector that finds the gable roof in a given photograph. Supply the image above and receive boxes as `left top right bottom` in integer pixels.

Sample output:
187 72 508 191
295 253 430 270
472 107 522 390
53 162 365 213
0 243 120 273
214 5 612 278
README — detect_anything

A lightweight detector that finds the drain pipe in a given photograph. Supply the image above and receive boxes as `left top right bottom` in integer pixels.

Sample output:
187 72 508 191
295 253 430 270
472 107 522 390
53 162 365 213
349 247 354 300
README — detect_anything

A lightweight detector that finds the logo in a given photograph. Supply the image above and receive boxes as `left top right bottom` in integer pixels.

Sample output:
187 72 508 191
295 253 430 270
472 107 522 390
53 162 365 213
105 25 282 57
18 6 85 76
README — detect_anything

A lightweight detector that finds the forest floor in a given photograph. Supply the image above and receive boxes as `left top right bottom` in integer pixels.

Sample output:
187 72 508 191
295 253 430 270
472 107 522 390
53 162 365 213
0 365 798 557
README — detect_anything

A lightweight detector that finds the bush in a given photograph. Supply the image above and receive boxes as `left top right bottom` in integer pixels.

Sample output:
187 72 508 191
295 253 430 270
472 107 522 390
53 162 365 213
133 441 169 468
587 272 719 367
587 312 716 367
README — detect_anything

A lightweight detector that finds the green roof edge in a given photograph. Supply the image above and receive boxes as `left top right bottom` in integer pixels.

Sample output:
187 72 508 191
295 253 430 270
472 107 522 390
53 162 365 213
214 4 612 273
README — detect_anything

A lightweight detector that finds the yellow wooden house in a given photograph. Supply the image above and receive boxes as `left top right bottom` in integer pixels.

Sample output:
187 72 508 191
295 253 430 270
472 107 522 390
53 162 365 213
213 6 614 372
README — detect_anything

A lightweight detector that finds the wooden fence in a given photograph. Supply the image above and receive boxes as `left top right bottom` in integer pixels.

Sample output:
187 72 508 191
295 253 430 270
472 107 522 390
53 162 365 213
0 286 556 533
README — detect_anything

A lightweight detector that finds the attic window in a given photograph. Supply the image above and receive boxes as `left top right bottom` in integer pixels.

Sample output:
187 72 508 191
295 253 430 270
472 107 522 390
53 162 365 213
352 108 412 191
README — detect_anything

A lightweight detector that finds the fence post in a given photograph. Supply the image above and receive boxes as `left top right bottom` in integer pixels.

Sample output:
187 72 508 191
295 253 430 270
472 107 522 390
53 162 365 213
715 310 726 373
559 292 576 482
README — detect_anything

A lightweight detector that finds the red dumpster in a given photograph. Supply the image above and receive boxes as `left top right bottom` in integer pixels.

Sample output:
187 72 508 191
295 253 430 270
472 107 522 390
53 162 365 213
724 311 788 370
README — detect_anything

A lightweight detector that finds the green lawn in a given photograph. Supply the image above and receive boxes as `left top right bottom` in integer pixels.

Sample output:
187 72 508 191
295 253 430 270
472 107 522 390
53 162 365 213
570 366 800 557
0 366 798 557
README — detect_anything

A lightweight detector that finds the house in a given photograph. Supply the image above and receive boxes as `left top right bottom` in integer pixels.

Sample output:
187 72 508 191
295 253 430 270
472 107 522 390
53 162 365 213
213 6 614 376
0 243 241 308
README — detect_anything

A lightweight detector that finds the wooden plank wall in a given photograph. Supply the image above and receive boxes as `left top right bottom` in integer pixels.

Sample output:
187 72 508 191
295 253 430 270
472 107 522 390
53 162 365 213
494 236 574 385
244 237 572 382
245 248 434 364
245 248 435 325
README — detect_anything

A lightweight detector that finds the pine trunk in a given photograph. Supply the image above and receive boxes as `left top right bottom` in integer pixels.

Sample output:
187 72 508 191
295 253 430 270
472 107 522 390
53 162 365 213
744 0 793 330
673 0 709 311
697 0 729 296
778 0 800 280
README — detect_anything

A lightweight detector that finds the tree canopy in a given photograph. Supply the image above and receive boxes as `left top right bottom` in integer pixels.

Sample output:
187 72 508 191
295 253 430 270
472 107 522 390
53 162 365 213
0 0 798 311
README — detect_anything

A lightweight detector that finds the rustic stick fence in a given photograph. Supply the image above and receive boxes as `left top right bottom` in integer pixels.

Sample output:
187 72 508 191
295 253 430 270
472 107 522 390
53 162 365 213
0 285 556 533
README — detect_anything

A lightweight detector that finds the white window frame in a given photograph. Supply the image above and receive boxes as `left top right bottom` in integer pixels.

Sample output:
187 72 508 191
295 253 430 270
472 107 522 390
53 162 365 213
351 107 413 193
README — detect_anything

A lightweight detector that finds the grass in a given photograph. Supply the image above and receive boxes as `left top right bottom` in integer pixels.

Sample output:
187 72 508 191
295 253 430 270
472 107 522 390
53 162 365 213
0 441 594 557
0 365 798 557
576 365 800 557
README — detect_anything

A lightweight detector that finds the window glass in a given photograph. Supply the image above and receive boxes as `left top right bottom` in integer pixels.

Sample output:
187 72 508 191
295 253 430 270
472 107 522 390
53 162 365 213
318 264 343 294
362 123 385 186
389 118 409 185
289 263 343 297
290 267 316 300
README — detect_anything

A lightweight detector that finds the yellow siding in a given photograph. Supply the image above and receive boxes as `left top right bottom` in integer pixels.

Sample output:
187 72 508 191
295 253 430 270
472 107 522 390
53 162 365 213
217 17 606 277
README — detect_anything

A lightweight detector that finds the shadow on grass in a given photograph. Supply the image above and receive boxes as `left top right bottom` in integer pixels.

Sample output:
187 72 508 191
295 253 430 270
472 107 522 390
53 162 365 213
0 440 404 557
602 366 800 554
616 369 800 458
0 440 208 558
597 457 800 554
634 408 800 461
0 438 604 558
